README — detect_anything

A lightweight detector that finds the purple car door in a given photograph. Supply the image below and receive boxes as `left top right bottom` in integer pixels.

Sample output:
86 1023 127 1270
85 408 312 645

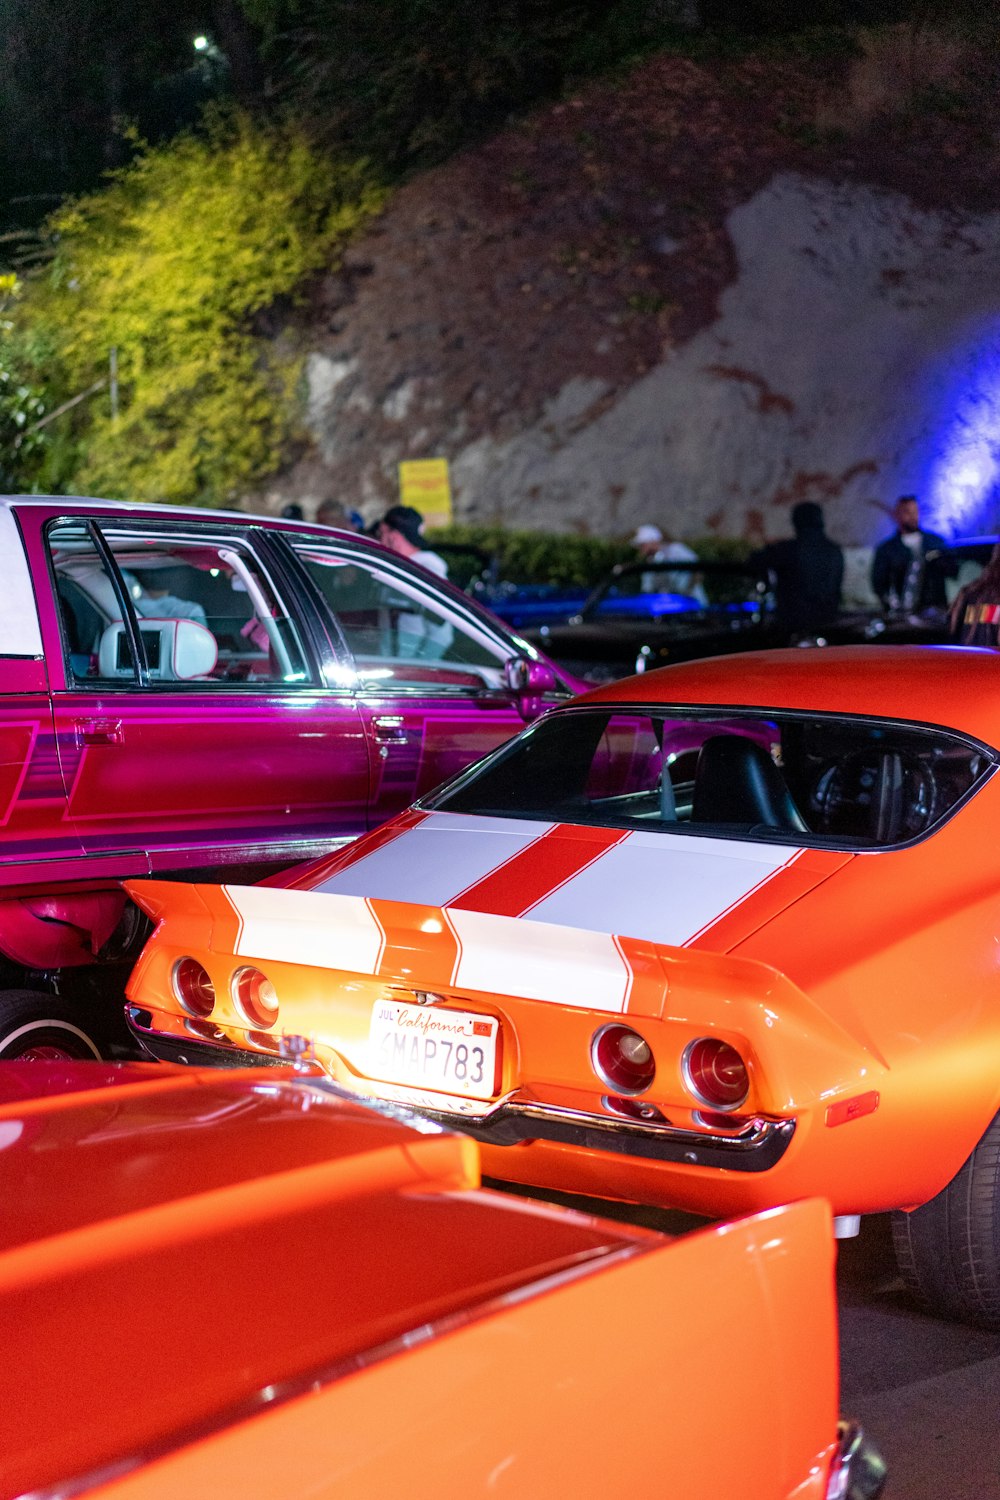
32 511 371 879
0 507 85 876
288 538 562 825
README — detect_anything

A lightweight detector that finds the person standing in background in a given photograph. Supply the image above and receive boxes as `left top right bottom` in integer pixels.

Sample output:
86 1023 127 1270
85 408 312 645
377 505 452 658
631 523 699 570
378 505 449 580
631 524 704 599
871 495 955 614
316 498 365 531
751 501 844 641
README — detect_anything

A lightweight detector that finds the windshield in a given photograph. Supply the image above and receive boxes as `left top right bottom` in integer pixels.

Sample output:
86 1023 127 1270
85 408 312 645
429 705 994 849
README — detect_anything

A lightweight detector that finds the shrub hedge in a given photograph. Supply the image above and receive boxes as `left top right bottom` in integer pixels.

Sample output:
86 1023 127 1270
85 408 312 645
428 522 752 586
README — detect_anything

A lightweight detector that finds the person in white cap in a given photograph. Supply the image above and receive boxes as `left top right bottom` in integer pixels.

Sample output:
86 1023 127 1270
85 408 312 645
630 524 703 600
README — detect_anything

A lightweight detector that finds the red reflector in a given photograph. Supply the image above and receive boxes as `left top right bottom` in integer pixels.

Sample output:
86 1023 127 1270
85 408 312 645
826 1090 880 1128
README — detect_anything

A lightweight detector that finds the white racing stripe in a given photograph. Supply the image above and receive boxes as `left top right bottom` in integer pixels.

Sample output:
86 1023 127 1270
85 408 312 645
312 814 553 905
312 813 803 950
227 817 804 1012
525 830 801 947
447 907 631 1013
225 886 385 973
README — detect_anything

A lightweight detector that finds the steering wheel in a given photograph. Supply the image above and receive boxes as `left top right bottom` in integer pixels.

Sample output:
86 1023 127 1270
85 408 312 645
811 749 937 842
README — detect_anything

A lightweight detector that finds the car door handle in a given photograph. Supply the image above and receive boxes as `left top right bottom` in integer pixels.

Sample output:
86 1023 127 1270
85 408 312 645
75 717 124 746
371 715 408 744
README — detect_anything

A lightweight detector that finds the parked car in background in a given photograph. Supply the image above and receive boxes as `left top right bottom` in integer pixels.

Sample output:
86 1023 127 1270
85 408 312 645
430 539 593 630
525 535 1000 682
0 1059 885 1500
0 496 573 1060
481 580 594 630
524 558 775 680
129 644 1000 1329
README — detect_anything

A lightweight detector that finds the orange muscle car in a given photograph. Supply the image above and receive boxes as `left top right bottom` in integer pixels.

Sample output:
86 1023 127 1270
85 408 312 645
127 645 1000 1327
0 1062 883 1500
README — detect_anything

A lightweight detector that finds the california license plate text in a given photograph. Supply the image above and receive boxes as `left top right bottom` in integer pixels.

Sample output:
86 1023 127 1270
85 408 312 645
368 1000 499 1100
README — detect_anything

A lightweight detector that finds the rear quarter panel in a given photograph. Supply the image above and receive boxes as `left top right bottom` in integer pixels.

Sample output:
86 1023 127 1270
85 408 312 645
732 769 1000 1210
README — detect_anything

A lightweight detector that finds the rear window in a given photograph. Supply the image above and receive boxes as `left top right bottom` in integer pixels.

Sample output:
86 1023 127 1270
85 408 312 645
429 706 995 849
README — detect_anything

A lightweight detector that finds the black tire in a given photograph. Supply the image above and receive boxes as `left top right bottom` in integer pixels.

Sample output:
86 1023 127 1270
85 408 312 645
892 1110 1000 1329
0 991 103 1061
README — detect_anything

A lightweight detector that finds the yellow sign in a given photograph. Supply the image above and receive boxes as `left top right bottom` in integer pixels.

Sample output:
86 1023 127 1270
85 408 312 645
398 458 452 524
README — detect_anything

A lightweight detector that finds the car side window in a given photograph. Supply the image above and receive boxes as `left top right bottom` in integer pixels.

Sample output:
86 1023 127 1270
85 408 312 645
290 542 513 692
47 520 313 687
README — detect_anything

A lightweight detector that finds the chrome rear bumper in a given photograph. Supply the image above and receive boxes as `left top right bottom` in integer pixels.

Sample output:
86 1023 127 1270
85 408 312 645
411 1095 795 1172
126 1005 795 1173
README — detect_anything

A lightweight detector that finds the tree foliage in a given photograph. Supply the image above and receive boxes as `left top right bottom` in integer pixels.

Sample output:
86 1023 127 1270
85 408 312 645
27 112 384 504
0 276 51 491
243 0 696 170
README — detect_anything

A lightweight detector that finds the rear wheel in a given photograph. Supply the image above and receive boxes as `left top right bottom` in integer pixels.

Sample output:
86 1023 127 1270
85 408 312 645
0 991 103 1061
892 1110 1000 1329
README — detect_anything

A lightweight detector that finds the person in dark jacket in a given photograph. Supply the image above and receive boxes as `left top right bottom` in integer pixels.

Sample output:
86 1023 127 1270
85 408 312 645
871 495 956 614
752 501 844 641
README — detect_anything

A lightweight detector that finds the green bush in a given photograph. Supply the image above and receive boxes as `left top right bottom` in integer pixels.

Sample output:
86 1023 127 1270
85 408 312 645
26 110 385 505
0 275 52 491
430 524 636 587
429 523 755 586
689 533 755 562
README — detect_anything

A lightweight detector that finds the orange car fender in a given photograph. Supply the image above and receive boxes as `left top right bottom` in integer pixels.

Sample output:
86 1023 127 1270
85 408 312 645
80 1199 841 1500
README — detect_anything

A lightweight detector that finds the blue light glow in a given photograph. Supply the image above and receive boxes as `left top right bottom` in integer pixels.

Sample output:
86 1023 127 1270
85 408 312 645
922 325 1000 537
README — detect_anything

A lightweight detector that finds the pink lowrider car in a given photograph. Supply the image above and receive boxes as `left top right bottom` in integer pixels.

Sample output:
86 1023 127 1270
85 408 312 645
0 495 572 1059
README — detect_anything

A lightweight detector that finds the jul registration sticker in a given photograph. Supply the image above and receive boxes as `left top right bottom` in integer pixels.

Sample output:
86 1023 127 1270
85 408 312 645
368 999 500 1100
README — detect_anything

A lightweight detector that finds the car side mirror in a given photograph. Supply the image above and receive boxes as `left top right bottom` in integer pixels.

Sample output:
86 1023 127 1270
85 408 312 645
504 655 557 719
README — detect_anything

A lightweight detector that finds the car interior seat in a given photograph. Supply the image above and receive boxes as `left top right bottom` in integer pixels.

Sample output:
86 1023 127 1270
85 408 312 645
97 619 218 681
691 734 808 833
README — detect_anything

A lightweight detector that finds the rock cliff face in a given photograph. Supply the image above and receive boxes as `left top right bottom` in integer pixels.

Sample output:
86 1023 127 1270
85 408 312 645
257 46 1000 547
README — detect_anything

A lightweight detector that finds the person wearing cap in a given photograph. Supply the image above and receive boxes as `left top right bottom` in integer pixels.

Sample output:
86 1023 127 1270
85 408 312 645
751 501 844 642
377 504 453 659
631 524 703 600
378 505 449 581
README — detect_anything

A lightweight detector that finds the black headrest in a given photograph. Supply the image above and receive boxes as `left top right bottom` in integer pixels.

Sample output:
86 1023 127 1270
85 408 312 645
692 735 807 833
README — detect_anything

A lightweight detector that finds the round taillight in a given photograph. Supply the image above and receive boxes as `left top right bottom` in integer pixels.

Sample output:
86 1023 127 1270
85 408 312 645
172 957 216 1018
682 1037 749 1111
231 967 279 1030
591 1024 656 1095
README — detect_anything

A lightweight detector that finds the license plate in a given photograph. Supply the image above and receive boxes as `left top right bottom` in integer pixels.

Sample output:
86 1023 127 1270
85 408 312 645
368 999 500 1100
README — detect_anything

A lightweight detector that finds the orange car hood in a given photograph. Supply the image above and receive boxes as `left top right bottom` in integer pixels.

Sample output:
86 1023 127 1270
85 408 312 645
286 810 852 956
0 1062 654 1499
